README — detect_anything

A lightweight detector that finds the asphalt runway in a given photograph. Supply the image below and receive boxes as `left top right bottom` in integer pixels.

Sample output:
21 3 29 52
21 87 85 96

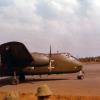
0 63 100 96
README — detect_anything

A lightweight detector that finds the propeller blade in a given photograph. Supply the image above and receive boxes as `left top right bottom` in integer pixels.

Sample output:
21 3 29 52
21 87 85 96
50 45 51 59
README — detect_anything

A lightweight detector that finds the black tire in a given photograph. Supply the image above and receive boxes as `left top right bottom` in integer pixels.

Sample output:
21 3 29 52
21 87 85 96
18 71 25 82
77 75 84 80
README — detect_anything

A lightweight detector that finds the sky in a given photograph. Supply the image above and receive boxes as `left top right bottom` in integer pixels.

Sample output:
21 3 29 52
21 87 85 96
0 0 100 57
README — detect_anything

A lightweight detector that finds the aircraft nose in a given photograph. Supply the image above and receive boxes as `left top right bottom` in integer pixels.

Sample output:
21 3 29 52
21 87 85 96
74 65 83 72
73 61 83 71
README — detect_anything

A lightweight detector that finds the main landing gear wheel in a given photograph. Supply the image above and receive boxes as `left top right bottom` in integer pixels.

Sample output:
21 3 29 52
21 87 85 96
19 74 25 82
11 71 25 84
11 71 19 85
11 78 19 85
77 75 84 80
18 71 25 82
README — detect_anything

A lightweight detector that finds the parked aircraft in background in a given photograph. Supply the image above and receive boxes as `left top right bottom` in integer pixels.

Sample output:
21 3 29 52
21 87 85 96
0 41 83 84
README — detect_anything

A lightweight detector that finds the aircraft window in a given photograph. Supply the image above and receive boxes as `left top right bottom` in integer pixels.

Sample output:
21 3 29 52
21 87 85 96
66 53 70 57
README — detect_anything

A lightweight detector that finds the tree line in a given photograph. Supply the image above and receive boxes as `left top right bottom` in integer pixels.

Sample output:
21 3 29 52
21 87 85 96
79 56 100 62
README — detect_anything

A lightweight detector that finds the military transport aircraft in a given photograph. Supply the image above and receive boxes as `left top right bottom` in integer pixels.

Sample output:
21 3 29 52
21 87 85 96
0 41 83 84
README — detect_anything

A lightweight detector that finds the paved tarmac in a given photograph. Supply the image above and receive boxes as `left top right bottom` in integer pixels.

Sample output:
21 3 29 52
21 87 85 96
0 63 100 96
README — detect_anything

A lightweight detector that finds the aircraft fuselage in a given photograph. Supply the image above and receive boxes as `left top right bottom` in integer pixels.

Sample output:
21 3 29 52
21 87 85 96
23 53 82 75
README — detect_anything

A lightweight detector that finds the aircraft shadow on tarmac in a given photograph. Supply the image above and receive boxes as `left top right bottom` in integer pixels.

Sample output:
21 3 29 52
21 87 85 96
25 78 68 83
25 77 78 84
0 77 68 86
0 78 12 87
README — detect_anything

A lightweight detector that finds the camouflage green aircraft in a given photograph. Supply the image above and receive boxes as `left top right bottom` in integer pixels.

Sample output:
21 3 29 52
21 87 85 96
0 41 83 84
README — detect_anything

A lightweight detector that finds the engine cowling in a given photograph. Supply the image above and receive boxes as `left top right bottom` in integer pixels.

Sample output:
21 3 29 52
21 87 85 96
31 53 49 67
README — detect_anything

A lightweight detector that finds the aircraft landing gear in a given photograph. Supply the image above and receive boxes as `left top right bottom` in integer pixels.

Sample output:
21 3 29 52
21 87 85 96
11 71 25 84
11 71 19 85
77 70 84 80
77 75 84 80
18 71 25 82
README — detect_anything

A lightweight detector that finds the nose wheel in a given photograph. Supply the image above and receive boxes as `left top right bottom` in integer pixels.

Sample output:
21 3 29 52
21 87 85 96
77 70 84 80
77 75 84 80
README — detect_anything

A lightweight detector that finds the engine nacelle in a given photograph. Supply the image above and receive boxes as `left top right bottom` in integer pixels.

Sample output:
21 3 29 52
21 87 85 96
31 53 49 67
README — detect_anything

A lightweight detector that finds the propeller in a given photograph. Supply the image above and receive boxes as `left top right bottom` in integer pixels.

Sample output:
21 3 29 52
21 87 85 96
48 45 55 71
49 45 51 61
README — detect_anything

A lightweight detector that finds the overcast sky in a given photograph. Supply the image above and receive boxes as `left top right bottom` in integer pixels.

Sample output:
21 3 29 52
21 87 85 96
0 0 100 57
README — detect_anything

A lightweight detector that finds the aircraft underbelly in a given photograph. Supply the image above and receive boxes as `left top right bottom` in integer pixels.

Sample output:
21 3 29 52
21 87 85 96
23 65 80 75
